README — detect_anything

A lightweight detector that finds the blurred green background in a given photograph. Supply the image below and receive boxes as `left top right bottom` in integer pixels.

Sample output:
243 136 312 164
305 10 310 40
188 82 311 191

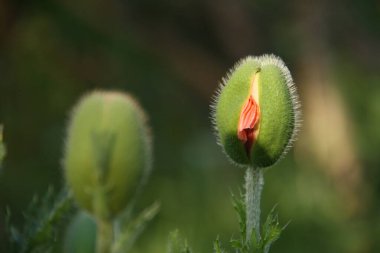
0 0 380 252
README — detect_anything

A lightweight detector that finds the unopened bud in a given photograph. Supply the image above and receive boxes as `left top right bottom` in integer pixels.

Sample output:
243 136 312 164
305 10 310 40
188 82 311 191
64 91 152 218
211 55 301 168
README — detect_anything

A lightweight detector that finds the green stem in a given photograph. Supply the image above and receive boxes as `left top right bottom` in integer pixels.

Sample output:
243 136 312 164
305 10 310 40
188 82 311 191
96 218 113 253
94 187 113 253
245 167 264 242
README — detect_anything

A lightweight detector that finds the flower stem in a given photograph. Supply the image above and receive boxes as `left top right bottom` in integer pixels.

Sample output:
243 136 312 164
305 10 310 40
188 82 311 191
94 187 113 253
96 218 113 253
245 167 264 242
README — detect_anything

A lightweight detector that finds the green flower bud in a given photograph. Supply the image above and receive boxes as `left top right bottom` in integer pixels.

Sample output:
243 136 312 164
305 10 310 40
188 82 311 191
211 55 301 168
64 91 152 219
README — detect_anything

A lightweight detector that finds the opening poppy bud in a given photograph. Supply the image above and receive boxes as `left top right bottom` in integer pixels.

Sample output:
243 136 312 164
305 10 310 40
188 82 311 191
237 72 261 156
211 55 301 168
63 91 152 219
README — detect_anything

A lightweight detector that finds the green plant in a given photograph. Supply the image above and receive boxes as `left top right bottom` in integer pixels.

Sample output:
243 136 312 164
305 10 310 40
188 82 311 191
164 54 300 253
210 54 300 252
63 91 155 253
3 54 300 253
167 230 192 253
5 188 75 253
4 91 159 253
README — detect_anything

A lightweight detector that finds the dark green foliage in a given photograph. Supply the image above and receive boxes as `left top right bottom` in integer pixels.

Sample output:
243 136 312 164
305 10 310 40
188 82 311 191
5 188 75 253
168 191 286 253
215 193 287 253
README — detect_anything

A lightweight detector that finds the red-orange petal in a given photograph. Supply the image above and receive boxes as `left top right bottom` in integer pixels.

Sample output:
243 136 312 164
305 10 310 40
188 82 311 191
238 95 260 156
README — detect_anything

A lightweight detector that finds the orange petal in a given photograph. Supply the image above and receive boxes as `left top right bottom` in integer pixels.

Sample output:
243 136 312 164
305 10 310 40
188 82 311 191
238 90 260 156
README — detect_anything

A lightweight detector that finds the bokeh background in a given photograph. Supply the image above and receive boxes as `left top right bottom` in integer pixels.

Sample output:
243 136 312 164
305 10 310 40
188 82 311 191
0 0 380 252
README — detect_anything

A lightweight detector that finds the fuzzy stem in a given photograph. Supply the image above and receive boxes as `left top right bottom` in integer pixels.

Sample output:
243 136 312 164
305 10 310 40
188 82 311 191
245 167 264 242
96 218 113 253
94 187 113 253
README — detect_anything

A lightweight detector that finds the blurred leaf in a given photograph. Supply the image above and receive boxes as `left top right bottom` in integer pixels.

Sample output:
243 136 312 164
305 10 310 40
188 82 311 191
167 230 192 253
5 188 75 253
213 237 225 253
112 202 160 253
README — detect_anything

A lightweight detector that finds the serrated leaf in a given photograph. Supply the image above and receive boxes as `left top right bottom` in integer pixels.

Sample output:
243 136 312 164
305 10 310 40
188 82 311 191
225 193 287 253
261 205 288 253
213 237 225 253
6 188 75 253
167 230 192 253
230 238 242 249
112 202 160 253
231 190 246 241
250 229 262 250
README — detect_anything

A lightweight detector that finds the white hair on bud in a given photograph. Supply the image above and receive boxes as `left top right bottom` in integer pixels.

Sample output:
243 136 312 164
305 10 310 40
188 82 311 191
210 54 302 168
257 54 302 163
209 57 260 167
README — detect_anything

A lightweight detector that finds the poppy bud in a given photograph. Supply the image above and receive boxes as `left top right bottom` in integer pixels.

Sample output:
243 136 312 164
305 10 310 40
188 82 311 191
64 91 152 219
211 55 301 168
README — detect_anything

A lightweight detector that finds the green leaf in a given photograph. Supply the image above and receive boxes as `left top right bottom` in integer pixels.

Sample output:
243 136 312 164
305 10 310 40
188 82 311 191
213 237 225 253
231 190 246 241
6 188 75 253
222 192 287 253
250 229 262 251
261 205 288 253
112 202 160 253
167 230 192 253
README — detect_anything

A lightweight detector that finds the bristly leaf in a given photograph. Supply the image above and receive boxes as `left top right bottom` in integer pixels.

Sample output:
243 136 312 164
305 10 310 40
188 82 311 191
213 237 225 253
5 188 75 253
217 193 287 253
112 202 160 253
262 205 289 253
167 230 192 253
231 190 246 242
166 191 287 253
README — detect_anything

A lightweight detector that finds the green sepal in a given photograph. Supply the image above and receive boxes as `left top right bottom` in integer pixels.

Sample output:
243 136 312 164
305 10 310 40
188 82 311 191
213 58 260 165
251 60 296 167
